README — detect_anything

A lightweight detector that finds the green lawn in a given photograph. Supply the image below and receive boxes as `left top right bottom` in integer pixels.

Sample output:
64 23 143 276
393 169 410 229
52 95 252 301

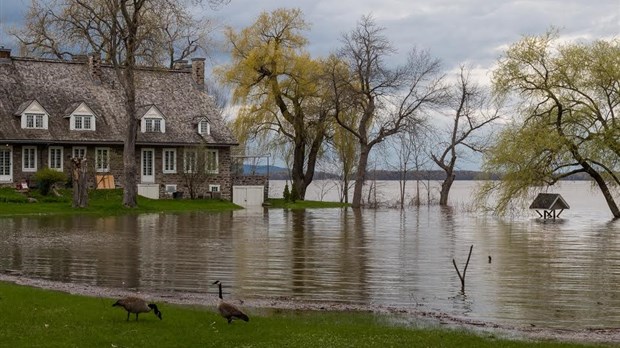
0 187 241 216
0 281 601 348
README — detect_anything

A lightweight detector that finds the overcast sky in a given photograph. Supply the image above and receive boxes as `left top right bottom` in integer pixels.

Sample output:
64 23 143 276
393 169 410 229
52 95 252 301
207 0 619 82
0 0 618 169
2 0 618 81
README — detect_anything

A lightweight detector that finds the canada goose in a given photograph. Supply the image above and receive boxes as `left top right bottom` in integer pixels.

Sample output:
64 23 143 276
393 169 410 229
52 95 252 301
212 280 249 324
112 297 162 321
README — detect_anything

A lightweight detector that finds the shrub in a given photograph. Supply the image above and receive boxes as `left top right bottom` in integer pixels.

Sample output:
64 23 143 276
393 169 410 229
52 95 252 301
33 167 68 196
290 184 299 203
283 184 291 202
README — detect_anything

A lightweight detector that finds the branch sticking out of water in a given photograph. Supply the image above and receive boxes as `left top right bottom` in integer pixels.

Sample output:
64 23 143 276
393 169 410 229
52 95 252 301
453 245 473 294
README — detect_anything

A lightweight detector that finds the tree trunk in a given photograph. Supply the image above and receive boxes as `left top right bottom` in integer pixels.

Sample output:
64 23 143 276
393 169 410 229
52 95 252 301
568 137 620 218
122 66 139 208
439 171 455 206
399 173 406 209
71 157 88 208
415 179 421 207
342 177 350 204
352 146 370 208
291 139 307 200
584 163 620 218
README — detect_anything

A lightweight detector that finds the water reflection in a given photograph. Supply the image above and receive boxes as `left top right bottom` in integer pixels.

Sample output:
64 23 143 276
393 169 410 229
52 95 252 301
1 182 620 329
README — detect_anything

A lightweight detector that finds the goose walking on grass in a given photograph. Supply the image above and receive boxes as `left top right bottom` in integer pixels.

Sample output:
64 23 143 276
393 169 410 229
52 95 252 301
212 280 249 324
112 297 162 321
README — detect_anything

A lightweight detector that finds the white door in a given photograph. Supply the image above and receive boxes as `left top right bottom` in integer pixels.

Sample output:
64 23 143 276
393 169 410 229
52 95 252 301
0 147 12 182
141 148 155 183
233 186 264 207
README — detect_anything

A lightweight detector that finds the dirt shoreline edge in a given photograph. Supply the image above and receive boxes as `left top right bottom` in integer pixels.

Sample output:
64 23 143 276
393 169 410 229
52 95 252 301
1 273 618 345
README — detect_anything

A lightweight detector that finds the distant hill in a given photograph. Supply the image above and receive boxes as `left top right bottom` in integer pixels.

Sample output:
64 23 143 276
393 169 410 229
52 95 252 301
241 165 592 181
240 164 288 176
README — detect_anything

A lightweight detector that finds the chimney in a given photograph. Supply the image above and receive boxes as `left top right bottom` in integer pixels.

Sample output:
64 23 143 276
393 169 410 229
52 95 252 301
191 58 205 90
88 53 102 84
73 54 88 63
19 43 28 57
0 47 11 59
173 59 189 70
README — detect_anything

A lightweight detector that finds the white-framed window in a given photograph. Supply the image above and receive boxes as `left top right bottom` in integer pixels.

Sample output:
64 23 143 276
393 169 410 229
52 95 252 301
198 119 210 135
72 146 87 159
95 147 110 172
145 118 161 132
68 103 97 131
183 149 197 173
141 148 155 183
19 101 49 130
163 148 176 173
73 115 93 130
140 106 166 133
48 146 63 171
209 184 220 192
0 147 12 182
22 146 37 172
206 149 219 174
25 113 45 129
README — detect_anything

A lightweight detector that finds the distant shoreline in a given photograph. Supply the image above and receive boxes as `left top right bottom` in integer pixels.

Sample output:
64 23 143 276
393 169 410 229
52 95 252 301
265 170 592 181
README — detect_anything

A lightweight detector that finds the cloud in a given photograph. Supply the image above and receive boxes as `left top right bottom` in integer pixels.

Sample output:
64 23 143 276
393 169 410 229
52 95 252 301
3 0 618 73
206 0 618 86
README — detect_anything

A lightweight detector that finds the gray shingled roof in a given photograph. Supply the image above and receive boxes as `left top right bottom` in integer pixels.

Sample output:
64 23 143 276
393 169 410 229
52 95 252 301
0 57 237 146
529 193 570 210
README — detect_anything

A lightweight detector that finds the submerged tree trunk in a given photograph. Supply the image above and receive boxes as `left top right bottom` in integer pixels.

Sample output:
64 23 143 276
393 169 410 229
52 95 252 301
399 172 407 209
352 146 371 208
415 179 421 207
439 171 455 206
583 162 620 218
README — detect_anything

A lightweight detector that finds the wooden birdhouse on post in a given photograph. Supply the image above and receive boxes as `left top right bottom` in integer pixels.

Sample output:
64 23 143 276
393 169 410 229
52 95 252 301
529 193 570 220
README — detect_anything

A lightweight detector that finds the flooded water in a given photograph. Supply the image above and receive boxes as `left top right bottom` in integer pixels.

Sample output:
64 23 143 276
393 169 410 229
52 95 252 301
1 180 619 329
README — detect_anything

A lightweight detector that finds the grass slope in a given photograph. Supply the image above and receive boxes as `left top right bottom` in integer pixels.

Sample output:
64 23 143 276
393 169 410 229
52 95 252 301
0 282 598 348
0 188 241 216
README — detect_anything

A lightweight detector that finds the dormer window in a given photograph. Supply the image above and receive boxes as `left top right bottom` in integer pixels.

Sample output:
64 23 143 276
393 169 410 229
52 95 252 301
198 119 210 135
67 102 97 131
25 113 45 129
140 105 166 133
145 118 162 132
15 100 49 130
74 115 93 130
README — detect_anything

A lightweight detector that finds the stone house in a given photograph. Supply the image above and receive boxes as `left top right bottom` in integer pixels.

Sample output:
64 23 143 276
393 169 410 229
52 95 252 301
0 48 240 200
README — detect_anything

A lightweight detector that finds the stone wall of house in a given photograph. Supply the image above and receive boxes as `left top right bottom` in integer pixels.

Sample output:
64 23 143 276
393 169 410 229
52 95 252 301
2 144 234 201
158 147 233 200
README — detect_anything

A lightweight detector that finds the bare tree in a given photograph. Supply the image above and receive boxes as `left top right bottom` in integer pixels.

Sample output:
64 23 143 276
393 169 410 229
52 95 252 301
12 0 224 66
410 131 433 207
431 65 502 206
381 124 429 208
332 15 446 208
321 141 357 203
159 6 221 68
180 146 217 199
